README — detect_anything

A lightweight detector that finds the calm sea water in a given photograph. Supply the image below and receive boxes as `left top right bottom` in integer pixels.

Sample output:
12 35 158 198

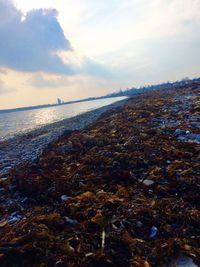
0 97 126 141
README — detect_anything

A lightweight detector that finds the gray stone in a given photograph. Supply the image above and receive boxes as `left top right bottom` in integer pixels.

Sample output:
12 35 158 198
175 255 198 267
65 216 78 226
61 195 70 202
142 179 155 186
174 129 186 137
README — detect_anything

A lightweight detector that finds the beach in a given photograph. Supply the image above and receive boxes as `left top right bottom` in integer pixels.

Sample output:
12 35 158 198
0 98 128 177
0 83 200 266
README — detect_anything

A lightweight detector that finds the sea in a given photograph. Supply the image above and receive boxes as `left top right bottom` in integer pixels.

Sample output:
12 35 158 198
0 97 126 141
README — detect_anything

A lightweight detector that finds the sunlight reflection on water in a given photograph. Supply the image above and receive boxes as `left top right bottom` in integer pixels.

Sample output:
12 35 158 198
0 97 126 141
32 107 58 126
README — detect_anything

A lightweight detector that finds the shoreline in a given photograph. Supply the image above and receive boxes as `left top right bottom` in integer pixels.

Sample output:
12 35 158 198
0 84 200 266
0 98 128 177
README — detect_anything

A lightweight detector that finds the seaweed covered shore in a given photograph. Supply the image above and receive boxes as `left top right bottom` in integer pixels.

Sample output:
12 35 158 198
0 84 200 266
0 98 127 176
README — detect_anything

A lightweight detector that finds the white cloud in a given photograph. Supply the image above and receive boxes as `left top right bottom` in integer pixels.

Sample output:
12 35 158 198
0 0 73 74
1 0 200 108
29 73 68 88
0 79 15 95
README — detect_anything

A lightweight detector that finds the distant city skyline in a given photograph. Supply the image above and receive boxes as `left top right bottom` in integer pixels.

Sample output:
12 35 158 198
0 0 200 109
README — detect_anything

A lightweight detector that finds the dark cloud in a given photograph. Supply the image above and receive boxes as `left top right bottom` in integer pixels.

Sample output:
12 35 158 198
0 0 73 74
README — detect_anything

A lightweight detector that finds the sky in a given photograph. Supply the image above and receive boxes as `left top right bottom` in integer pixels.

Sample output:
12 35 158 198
0 0 200 109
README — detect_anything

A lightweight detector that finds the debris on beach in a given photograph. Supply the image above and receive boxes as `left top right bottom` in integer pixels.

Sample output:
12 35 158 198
0 83 199 266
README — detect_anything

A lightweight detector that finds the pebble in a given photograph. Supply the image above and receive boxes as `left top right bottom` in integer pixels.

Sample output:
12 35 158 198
178 133 200 144
65 216 78 226
61 195 70 202
0 219 7 228
0 176 9 181
149 226 158 238
142 179 155 186
175 255 198 267
174 129 186 136
174 128 200 144
136 221 143 228
8 214 23 224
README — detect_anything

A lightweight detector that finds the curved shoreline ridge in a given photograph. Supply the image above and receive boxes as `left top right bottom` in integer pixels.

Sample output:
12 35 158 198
0 98 128 177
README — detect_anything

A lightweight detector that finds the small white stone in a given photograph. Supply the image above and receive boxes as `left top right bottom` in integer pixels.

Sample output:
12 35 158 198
61 195 69 201
142 179 155 186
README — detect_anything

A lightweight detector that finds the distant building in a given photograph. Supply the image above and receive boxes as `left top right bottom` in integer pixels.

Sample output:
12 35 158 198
57 98 62 105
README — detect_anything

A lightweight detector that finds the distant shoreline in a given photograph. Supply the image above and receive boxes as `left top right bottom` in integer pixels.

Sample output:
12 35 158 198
0 97 128 176
1 77 199 114
0 95 119 114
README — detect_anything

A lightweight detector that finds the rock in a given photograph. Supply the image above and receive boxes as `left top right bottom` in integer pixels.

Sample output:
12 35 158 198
2 166 12 172
136 221 143 228
149 226 158 238
174 129 186 136
61 195 70 202
174 128 200 144
0 219 7 228
142 179 155 186
0 176 8 181
189 133 200 144
65 216 78 226
174 255 198 267
178 133 200 144
7 212 23 224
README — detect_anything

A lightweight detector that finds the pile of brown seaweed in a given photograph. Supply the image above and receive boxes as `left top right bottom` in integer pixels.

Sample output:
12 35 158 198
0 83 199 266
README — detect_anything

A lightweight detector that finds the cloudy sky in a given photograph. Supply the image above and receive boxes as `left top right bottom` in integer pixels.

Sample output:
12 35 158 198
0 0 199 109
